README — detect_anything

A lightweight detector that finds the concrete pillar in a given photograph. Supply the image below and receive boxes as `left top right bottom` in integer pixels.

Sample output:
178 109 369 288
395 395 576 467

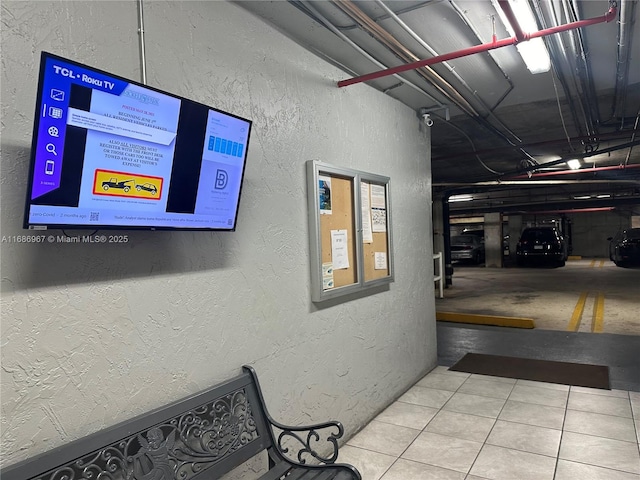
508 215 523 265
433 194 445 262
484 212 503 268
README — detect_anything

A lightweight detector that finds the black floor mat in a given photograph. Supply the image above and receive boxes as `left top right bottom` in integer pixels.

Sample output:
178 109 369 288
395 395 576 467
450 352 610 389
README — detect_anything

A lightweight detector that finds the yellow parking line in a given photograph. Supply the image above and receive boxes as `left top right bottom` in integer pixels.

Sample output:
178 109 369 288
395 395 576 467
592 292 605 333
589 259 596 268
599 260 605 268
568 292 588 331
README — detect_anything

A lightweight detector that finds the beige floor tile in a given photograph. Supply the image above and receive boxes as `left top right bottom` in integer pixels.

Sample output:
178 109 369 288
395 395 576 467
416 372 467 392
469 444 557 480
630 391 640 419
425 410 496 443
379 458 466 480
498 400 565 429
346 420 420 457
570 386 630 398
401 431 483 473
441 392 506 418
563 409 637 443
398 385 454 409
457 377 515 400
431 366 470 378
554 459 640 480
375 401 439 430
559 431 640 474
508 384 569 408
485 420 561 457
568 391 633 418
337 445 396 480
469 374 517 384
515 379 570 392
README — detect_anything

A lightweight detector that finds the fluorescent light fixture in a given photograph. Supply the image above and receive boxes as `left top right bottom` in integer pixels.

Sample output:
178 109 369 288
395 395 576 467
596 194 611 199
492 0 551 74
573 195 591 200
566 159 582 170
448 194 473 203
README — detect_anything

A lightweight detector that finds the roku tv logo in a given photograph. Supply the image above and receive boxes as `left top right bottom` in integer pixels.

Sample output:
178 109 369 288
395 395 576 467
215 169 228 189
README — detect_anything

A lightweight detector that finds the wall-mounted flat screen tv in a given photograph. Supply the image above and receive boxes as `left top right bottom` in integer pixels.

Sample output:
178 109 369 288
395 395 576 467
24 52 252 231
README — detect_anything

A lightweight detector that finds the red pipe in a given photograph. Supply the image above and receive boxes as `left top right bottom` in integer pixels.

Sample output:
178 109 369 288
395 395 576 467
337 5 617 88
497 1 527 41
508 163 640 179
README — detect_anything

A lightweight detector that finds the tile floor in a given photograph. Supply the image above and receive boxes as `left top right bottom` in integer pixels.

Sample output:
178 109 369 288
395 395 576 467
338 366 640 480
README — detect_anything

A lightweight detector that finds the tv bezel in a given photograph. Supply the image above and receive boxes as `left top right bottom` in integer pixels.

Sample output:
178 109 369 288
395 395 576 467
23 51 253 232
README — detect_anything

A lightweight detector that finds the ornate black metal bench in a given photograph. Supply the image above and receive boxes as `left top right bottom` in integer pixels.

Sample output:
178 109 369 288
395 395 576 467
1 365 361 480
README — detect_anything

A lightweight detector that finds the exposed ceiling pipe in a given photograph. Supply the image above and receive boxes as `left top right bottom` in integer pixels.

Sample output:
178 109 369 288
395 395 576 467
337 4 616 88
507 163 640 179
435 179 639 186
611 0 636 125
449 0 516 113
563 0 601 139
537 0 586 145
502 138 640 176
374 0 530 147
295 1 444 106
330 0 479 116
434 129 639 162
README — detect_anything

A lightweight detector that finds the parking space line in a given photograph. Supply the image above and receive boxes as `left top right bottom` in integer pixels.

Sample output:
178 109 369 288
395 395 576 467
589 259 596 268
592 292 605 333
568 292 589 331
599 260 605 268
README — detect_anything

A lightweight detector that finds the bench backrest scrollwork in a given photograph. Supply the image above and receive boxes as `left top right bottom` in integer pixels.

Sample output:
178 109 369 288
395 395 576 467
1 370 275 480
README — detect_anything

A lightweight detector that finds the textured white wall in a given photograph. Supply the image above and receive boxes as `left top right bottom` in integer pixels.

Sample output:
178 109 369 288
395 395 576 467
0 0 437 474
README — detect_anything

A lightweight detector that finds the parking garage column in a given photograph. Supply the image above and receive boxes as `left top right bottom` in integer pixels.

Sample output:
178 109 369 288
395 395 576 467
484 212 503 268
508 215 523 265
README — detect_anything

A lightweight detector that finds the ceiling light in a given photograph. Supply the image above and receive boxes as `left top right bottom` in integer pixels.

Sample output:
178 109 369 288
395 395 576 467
566 159 582 170
448 194 473 203
596 194 611 199
573 195 591 200
492 0 551 74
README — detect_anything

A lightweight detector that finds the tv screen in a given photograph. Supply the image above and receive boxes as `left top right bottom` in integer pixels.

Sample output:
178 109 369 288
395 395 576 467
24 52 252 231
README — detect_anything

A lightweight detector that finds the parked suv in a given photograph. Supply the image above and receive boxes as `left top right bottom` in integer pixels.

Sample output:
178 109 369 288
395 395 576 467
516 227 567 267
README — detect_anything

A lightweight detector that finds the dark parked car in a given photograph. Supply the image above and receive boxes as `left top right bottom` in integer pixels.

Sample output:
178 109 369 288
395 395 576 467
451 234 485 264
516 227 567 267
608 228 640 267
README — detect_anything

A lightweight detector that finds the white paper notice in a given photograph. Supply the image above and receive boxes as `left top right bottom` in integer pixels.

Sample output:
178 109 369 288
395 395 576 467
370 184 387 232
331 229 350 270
370 184 386 208
374 252 387 270
361 182 373 243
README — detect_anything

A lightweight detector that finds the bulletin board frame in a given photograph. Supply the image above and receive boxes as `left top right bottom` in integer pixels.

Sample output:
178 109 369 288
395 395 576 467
307 161 394 303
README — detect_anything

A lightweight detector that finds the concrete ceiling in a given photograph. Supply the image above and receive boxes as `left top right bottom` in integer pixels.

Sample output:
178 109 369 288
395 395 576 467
237 0 640 216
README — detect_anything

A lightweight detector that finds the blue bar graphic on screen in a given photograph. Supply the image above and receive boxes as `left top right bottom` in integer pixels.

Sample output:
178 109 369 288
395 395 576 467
208 136 215 151
214 137 221 152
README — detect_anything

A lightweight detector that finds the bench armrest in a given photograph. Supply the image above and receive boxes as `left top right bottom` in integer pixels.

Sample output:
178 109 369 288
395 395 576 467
270 417 344 464
242 365 349 467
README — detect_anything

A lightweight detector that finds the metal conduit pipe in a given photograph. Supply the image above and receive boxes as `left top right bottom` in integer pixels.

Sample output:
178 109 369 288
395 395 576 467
337 4 616 88
375 0 525 145
298 1 444 106
137 0 147 85
612 0 635 125
333 0 541 162
563 0 600 139
507 163 640 179
449 0 516 112
538 0 586 143
330 0 479 117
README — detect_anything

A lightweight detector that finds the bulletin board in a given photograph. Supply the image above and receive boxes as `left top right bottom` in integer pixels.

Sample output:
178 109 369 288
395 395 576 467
307 161 393 302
